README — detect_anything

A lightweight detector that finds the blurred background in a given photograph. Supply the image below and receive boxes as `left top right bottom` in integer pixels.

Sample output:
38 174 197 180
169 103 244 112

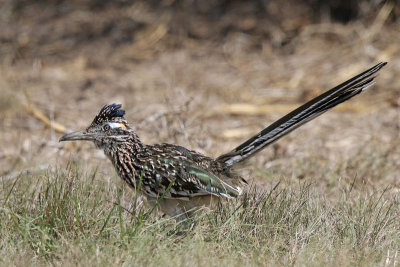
1 0 399 194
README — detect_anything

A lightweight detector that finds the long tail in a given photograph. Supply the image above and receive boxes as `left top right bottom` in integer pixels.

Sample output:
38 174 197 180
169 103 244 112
217 62 387 166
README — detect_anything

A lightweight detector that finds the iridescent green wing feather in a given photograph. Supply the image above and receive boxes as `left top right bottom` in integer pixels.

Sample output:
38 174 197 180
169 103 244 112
182 162 241 198
150 153 241 199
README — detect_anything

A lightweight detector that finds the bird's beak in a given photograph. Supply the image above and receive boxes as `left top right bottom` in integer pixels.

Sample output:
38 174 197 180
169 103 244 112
59 130 95 142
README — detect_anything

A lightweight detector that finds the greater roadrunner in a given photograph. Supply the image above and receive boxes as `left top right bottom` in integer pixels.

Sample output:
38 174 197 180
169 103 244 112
60 62 386 220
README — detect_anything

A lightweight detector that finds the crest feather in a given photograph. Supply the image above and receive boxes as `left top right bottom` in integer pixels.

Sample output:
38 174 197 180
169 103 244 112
90 104 126 126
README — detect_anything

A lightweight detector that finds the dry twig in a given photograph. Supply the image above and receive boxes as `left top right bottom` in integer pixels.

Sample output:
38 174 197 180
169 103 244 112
23 90 67 134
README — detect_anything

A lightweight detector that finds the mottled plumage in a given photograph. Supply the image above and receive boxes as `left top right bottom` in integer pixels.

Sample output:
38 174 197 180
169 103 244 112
60 62 386 219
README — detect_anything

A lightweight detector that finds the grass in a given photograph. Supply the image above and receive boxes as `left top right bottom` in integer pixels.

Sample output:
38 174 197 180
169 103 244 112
1 1 398 266
1 163 400 266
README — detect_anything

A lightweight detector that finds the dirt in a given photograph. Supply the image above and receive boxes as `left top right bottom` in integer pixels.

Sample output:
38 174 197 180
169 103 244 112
1 0 399 195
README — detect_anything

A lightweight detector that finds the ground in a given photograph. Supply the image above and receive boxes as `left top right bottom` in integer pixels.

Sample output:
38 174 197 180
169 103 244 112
1 1 400 266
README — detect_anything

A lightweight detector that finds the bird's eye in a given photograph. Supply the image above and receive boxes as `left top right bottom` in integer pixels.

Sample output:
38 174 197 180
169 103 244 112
103 124 111 131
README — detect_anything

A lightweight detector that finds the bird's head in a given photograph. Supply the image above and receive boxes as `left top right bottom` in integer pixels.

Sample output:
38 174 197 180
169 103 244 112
59 104 136 148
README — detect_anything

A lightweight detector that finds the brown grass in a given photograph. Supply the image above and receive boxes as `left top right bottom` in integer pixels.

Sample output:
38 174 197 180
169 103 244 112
0 1 399 265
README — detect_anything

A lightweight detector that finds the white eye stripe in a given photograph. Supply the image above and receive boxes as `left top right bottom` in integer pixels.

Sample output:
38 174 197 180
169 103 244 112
107 122 124 129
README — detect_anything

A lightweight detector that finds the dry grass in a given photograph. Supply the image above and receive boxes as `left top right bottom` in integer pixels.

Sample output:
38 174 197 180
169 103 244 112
1 163 400 266
1 1 400 266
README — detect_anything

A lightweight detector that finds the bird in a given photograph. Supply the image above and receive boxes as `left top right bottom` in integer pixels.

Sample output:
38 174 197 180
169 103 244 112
60 62 386 220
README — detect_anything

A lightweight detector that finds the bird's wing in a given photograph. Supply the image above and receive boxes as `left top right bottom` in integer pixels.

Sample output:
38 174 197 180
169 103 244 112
142 145 241 199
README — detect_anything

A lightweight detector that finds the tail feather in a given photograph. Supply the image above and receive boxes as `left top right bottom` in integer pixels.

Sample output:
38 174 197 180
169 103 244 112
217 62 387 166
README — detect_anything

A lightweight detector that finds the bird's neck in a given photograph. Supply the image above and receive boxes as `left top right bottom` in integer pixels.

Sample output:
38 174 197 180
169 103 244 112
102 132 144 161
102 133 145 189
